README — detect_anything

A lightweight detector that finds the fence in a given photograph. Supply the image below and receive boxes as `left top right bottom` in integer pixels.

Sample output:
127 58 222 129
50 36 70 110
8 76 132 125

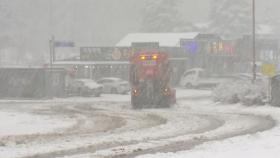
0 68 65 98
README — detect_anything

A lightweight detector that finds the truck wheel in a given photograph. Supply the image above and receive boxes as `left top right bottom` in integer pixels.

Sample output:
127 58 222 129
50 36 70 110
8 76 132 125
158 97 170 108
132 96 142 109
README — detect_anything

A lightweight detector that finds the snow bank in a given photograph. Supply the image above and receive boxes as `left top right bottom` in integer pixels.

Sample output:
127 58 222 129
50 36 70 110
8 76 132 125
212 80 266 105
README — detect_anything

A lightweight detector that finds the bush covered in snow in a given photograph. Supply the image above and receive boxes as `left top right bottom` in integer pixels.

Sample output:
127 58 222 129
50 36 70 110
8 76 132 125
212 80 267 105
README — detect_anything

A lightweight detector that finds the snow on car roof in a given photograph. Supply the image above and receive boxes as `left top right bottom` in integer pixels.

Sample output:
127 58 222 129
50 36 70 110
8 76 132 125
99 77 123 81
76 79 96 83
75 79 102 87
116 32 199 47
187 68 204 72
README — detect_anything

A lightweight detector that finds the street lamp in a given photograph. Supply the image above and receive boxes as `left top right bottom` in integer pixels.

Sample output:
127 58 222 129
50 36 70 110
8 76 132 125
252 0 256 83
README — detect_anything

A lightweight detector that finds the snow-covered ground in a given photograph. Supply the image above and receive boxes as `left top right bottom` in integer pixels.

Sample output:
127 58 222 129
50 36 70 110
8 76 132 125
176 88 211 99
0 89 279 158
0 93 130 103
138 102 280 158
0 111 74 136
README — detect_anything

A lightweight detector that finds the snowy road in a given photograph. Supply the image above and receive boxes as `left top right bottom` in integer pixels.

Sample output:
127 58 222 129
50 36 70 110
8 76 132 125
0 89 276 158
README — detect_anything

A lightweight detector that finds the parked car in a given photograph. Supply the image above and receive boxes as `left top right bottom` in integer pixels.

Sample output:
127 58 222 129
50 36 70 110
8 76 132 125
96 77 130 94
67 79 103 97
179 68 230 89
232 73 266 83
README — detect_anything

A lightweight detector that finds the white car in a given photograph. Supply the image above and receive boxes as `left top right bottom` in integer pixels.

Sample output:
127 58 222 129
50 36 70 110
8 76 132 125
179 68 229 89
67 79 103 97
96 77 130 94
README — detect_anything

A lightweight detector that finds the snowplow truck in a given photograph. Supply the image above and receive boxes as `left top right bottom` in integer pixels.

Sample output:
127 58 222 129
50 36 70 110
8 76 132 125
129 52 176 109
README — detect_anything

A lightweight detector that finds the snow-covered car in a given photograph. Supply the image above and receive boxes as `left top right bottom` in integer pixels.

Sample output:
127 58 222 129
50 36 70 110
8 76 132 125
67 79 103 97
179 68 229 89
232 73 266 83
96 77 130 94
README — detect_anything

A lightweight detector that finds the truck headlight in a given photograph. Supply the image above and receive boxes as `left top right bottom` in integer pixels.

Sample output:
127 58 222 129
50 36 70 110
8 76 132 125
163 88 169 95
132 89 139 96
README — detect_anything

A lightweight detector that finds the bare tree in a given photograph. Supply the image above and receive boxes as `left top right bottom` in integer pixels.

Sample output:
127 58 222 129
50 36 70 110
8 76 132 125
141 0 189 32
209 0 251 39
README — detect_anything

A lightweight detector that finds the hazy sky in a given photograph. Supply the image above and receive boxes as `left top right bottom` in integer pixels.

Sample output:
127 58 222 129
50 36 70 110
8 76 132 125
4 0 280 53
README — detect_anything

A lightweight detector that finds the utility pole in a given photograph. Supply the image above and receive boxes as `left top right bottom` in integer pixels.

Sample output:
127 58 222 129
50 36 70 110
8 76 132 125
252 0 256 84
49 0 54 98
49 0 54 65
49 38 53 69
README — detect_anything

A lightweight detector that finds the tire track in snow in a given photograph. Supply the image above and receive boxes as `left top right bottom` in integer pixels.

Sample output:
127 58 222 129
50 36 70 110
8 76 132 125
1 90 275 158
19 109 224 158
0 104 126 146
51 102 275 158
109 114 275 158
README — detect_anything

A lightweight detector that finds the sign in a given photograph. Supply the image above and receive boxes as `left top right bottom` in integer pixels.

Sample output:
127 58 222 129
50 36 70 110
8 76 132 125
182 41 199 54
112 48 122 60
159 47 187 58
54 41 75 47
208 41 234 55
142 60 157 66
131 42 159 52
261 64 276 77
80 47 132 61
180 40 200 55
